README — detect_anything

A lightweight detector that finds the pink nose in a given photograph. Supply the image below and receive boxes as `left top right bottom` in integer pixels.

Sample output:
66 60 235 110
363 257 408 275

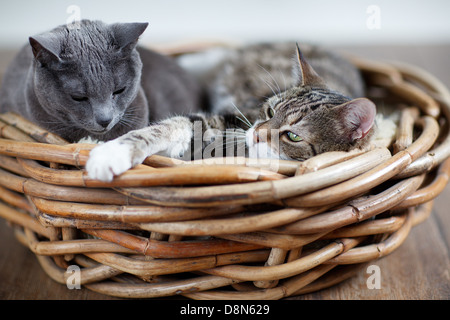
253 131 260 144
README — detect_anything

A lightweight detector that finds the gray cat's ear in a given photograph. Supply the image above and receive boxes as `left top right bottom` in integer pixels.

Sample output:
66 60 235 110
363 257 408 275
337 98 376 142
295 43 326 88
29 35 61 66
111 22 148 54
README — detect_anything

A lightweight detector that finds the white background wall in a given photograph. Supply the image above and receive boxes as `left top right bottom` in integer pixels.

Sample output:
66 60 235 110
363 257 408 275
0 0 449 49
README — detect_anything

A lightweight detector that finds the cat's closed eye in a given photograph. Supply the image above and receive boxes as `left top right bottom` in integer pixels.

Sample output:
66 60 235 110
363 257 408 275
71 95 89 102
113 87 126 96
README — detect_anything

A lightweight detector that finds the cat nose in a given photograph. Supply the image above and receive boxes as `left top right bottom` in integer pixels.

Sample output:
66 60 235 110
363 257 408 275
96 116 112 128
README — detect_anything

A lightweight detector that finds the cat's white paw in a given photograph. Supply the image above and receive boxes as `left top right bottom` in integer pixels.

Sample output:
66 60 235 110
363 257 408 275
86 140 133 182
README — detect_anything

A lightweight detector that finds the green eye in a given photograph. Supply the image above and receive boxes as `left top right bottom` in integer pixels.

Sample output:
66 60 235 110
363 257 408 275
268 108 275 118
287 132 302 142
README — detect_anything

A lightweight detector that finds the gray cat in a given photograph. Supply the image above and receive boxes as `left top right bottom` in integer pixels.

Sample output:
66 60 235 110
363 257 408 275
86 42 377 181
0 20 202 142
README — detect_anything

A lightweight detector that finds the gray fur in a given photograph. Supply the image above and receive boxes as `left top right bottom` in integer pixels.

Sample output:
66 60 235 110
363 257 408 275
0 20 202 142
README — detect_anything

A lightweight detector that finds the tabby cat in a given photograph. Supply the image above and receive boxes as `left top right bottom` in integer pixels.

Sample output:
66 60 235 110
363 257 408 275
86 42 376 181
0 20 201 142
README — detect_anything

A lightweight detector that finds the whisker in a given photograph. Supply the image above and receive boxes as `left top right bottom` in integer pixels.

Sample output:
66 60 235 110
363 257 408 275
223 136 247 142
225 134 247 140
236 116 252 128
279 68 288 93
225 137 246 144
260 76 278 99
224 131 247 138
257 63 282 97
119 112 145 130
230 102 253 128
222 134 247 141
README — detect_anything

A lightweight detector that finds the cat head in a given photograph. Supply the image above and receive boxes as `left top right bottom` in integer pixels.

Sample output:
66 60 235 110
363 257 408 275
246 44 376 160
29 20 148 138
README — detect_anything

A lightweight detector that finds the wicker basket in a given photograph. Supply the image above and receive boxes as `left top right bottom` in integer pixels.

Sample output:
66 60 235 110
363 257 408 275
0 52 449 300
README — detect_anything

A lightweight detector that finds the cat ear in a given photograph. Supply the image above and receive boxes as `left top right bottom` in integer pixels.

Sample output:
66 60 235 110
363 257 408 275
111 22 148 54
29 35 61 66
337 98 376 142
295 43 327 88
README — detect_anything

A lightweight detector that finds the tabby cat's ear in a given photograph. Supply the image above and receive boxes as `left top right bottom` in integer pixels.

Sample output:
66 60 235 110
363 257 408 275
337 98 376 142
295 43 327 88
111 22 148 55
29 35 61 67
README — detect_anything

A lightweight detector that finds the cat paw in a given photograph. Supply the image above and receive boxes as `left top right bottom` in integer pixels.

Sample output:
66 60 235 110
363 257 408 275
86 140 133 182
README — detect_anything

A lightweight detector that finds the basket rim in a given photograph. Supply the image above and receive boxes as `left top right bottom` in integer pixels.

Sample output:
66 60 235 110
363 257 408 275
0 52 449 299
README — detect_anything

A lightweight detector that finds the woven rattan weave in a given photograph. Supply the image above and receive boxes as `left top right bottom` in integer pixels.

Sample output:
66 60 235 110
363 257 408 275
0 52 449 299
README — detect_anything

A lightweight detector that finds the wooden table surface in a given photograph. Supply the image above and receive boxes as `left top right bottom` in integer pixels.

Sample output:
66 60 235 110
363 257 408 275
0 45 449 300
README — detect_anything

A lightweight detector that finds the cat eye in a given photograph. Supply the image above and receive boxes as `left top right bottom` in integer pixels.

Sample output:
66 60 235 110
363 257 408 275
286 131 302 142
71 95 88 102
113 87 126 96
267 107 275 118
